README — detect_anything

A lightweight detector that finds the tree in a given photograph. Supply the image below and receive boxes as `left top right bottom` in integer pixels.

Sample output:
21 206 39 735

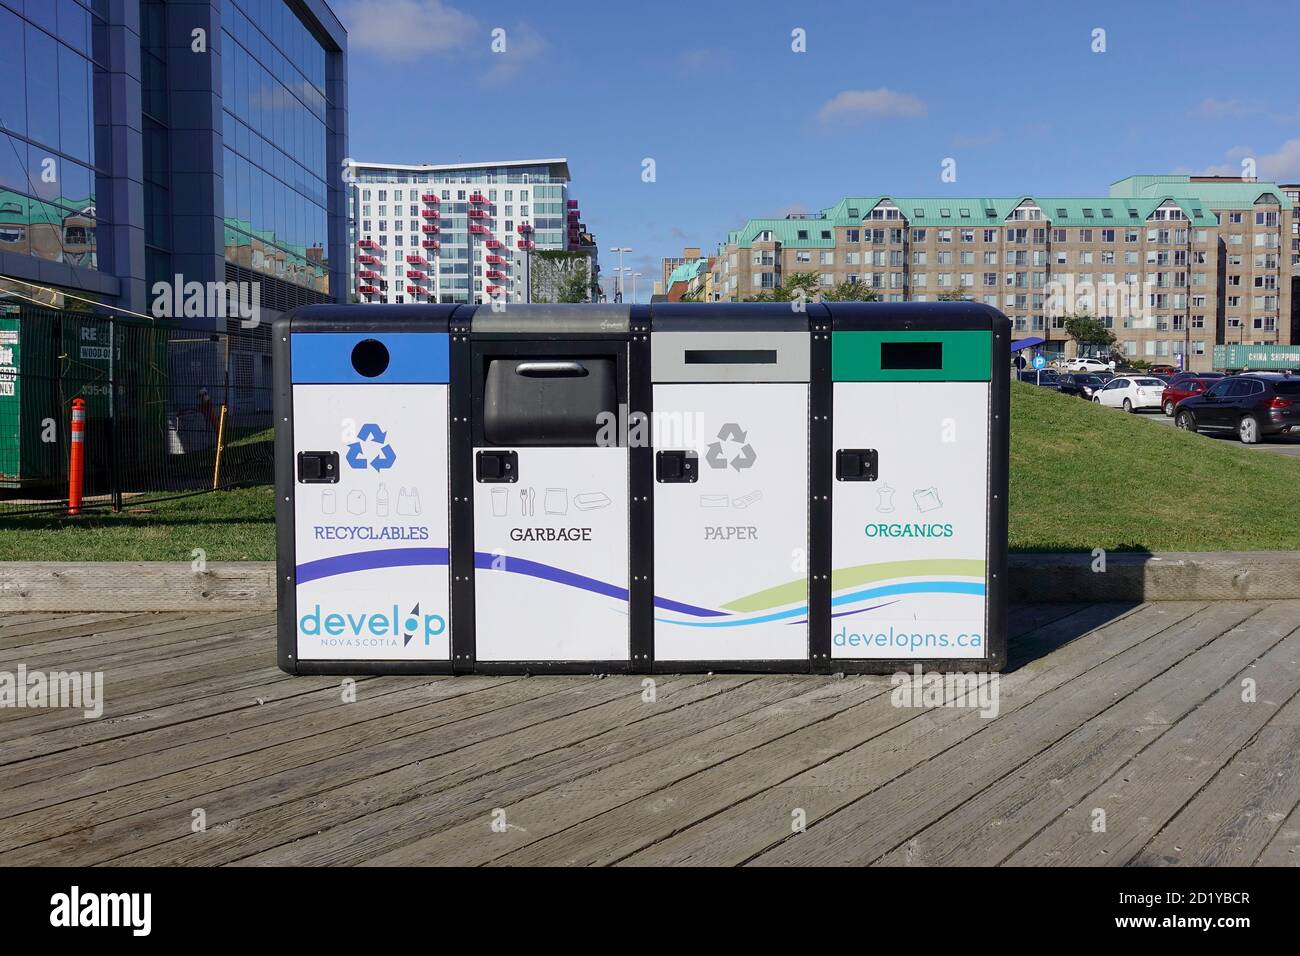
822 278 880 302
1062 313 1116 355
746 271 879 303
557 259 590 303
937 287 974 302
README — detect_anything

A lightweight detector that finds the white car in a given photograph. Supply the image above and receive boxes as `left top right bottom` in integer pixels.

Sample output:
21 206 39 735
1093 376 1165 413
1064 357 1112 373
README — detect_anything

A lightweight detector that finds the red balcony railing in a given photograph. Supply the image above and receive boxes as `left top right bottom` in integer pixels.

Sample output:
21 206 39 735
516 223 533 234
421 209 439 219
421 224 439 233
406 285 421 295
486 269 505 279
405 255 424 264
358 285 378 294
357 238 377 249
486 254 506 264
422 240 440 249
469 224 488 234
485 239 502 249
421 193 439 203
358 269 379 279
406 270 425 279
469 192 487 203
357 254 378 264
485 284 504 295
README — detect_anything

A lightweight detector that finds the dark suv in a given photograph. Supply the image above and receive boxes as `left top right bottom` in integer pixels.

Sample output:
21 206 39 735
1173 373 1300 443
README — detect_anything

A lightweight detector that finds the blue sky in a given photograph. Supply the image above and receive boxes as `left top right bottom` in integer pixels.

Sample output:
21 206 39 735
337 0 1300 300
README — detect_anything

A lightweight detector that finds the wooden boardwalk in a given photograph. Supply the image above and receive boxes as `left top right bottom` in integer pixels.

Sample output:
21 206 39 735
0 602 1298 866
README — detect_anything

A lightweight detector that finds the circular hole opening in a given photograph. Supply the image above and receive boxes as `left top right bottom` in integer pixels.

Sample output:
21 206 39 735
351 338 390 377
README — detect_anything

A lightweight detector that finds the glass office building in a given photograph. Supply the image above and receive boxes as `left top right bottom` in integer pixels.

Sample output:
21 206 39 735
0 0 347 328
0 1 101 277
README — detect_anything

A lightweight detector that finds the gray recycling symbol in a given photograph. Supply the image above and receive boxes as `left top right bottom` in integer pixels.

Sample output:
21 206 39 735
706 422 757 471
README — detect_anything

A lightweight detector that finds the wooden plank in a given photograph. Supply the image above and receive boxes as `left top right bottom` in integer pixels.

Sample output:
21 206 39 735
0 612 155 644
872 602 1300 866
495 605 1173 866
0 612 82 629
0 675 612 855
742 602 1253 867
1007 622 1300 867
0 648 283 742
1131 692 1300 866
89 676 756 866
0 562 276 612
0 674 429 790
486 608 1109 867
0 672 310 766
616 602 1188 866
1256 798 1300 866
0 611 256 658
3 614 272 674
359 676 895 866
0 674 527 826
0 627 277 741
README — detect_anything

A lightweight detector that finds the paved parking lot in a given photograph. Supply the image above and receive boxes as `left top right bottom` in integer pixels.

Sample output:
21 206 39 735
1136 408 1300 458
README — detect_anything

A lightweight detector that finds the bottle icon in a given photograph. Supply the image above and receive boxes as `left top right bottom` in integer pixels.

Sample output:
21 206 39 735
876 482 896 514
375 483 389 517
321 490 336 515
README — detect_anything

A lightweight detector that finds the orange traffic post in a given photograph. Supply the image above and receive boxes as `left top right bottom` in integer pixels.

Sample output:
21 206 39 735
68 397 86 516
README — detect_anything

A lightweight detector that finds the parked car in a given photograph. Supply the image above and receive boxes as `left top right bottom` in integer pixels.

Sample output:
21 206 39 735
1016 369 1062 390
1169 370 1225 385
1062 357 1112 373
1161 376 1215 415
1147 364 1179 376
1094 376 1166 412
1065 373 1107 399
1173 373 1300 443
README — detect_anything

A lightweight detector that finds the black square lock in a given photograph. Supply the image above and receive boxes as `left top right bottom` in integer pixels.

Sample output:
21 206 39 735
297 451 339 484
656 450 698 483
836 448 878 482
476 449 519 483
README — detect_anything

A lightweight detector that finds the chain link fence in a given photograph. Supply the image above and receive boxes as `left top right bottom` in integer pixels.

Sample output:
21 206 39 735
0 305 274 517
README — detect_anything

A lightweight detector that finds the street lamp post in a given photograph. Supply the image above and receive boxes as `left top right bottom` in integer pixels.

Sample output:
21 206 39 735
608 246 631 303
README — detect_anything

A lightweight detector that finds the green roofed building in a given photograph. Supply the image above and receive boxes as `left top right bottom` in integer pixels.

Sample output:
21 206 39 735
710 177 1295 373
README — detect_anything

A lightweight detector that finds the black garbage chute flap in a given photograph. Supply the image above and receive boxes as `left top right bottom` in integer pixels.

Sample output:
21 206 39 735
483 357 616 446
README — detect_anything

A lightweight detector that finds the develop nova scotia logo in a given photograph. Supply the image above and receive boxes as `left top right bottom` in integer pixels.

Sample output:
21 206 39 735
300 603 447 646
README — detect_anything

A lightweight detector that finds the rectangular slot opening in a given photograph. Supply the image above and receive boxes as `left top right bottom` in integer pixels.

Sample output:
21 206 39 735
683 349 778 365
880 341 943 370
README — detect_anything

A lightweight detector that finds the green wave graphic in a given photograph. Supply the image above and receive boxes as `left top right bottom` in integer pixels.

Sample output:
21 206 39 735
720 558 986 613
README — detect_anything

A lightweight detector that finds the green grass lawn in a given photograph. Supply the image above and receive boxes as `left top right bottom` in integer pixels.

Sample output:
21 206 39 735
0 486 277 562
1009 381 1300 551
2 381 1299 560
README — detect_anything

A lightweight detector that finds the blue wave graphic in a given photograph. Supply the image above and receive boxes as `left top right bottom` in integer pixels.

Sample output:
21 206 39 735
296 552 984 630
296 548 722 617
656 581 985 629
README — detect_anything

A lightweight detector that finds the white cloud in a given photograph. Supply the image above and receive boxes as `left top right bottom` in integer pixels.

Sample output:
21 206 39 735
1195 97 1258 117
817 88 927 124
339 0 479 61
479 22 548 86
676 48 733 76
1200 139 1300 181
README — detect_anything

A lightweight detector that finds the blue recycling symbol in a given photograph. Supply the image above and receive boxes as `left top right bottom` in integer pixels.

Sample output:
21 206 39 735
346 422 397 471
